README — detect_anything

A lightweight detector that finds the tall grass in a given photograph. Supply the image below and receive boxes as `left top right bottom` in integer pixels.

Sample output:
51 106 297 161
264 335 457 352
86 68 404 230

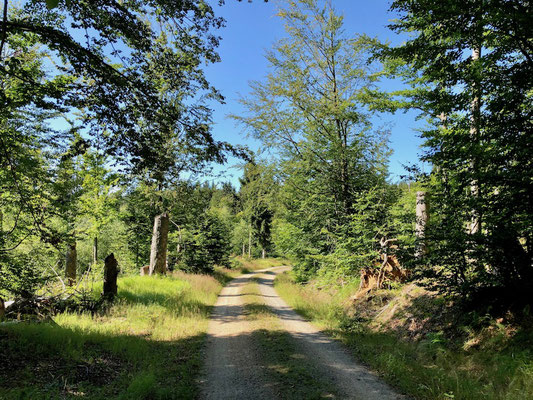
0 258 290 399
274 272 533 400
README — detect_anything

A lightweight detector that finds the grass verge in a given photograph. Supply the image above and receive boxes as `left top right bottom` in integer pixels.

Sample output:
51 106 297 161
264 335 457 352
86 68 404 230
274 272 533 400
0 257 290 399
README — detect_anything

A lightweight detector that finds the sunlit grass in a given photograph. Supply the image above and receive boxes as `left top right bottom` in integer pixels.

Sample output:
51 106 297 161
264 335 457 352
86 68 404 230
233 256 291 273
274 272 354 331
0 258 291 399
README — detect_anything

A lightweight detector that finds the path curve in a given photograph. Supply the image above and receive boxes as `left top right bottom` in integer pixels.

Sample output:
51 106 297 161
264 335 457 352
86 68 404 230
199 266 405 399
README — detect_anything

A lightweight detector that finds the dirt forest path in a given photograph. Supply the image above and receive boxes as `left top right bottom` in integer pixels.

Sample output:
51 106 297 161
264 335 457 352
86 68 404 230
199 266 405 400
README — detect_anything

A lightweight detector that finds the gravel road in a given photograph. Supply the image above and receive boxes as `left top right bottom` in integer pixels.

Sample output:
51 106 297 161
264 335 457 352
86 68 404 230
199 266 405 399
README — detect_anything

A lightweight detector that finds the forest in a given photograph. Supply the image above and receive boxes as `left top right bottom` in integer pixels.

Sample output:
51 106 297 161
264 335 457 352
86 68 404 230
1 0 532 399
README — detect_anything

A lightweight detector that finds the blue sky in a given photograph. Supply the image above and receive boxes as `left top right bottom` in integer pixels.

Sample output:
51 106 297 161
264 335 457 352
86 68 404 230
203 0 428 187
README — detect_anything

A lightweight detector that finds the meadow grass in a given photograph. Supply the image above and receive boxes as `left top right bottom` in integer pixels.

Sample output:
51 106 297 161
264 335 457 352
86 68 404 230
274 272 533 400
233 256 292 274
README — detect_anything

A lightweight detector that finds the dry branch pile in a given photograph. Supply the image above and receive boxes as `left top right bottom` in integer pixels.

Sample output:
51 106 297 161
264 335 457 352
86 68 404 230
353 237 410 301
4 293 105 321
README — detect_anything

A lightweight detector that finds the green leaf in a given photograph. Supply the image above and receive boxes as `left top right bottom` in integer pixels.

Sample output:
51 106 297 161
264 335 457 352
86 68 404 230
46 0 60 10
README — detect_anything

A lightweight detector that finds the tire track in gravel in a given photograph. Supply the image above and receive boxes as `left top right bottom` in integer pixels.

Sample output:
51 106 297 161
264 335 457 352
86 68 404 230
199 269 278 400
199 266 406 399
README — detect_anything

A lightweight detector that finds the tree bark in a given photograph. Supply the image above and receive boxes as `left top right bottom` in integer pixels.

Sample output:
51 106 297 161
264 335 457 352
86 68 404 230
149 213 169 275
103 253 118 298
0 208 3 249
242 242 245 257
415 191 428 258
248 223 252 258
0 297 5 320
65 242 77 286
93 236 98 265
469 46 481 234
262 248 266 259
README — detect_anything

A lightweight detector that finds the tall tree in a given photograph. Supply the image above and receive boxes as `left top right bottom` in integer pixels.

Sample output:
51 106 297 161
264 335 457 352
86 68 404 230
239 162 275 258
234 0 392 279
77 150 119 267
384 0 533 303
0 0 234 294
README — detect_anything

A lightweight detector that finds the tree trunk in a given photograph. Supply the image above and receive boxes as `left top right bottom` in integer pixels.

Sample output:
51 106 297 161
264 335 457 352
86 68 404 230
135 240 139 270
149 213 169 275
469 46 481 234
103 253 118 298
262 248 266 259
415 191 428 258
0 297 5 320
248 223 252 258
0 208 3 249
93 236 98 265
65 242 77 286
242 242 245 258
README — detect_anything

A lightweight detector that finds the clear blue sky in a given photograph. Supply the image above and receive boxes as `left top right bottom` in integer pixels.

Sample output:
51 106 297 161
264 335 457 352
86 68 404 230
203 0 428 187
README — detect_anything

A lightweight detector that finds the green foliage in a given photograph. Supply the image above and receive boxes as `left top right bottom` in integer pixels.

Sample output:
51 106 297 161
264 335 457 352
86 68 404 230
384 0 533 303
0 253 45 298
178 212 231 273
235 0 395 281
0 272 225 398
3 0 228 174
231 218 250 255
0 0 235 296
275 272 533 400
239 162 276 257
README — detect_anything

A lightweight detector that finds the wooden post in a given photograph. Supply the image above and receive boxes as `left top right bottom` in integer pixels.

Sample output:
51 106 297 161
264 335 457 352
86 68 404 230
65 242 77 286
103 253 118 298
149 213 169 275
415 191 428 258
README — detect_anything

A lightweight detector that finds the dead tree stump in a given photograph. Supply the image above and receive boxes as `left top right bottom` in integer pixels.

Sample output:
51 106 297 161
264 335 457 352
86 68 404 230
149 213 169 275
139 265 150 276
415 191 428 258
103 253 119 299
65 242 77 286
